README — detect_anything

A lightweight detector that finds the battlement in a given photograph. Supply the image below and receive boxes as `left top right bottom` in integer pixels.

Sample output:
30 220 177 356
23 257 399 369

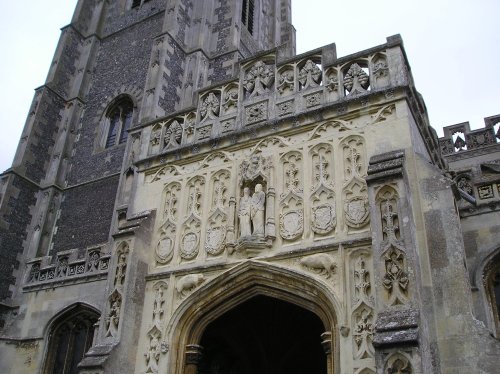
131 35 440 171
439 114 500 158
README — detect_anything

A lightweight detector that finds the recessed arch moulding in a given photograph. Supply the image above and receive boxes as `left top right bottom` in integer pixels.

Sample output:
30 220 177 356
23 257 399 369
161 260 342 374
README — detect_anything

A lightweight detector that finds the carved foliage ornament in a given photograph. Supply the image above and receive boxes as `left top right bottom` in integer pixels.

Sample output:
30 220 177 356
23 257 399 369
280 153 304 241
239 154 271 183
298 60 322 89
200 92 220 120
164 120 183 149
243 60 275 97
344 63 370 95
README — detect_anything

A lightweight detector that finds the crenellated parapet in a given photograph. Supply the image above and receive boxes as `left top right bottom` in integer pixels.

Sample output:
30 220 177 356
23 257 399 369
439 114 500 158
130 35 443 173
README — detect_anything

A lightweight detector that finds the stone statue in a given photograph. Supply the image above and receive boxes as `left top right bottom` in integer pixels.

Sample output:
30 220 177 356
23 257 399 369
251 184 266 236
238 187 252 237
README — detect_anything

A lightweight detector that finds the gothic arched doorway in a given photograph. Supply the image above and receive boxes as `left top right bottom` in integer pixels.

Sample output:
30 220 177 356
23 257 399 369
166 261 339 374
197 295 327 374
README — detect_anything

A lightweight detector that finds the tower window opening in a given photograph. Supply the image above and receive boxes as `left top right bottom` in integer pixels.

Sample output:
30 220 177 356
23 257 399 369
104 98 134 148
242 0 255 35
131 0 150 9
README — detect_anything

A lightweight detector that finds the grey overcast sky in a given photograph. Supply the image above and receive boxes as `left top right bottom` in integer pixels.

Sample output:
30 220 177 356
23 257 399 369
0 0 499 172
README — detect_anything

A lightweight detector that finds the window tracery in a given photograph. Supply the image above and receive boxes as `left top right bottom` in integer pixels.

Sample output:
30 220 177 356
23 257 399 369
43 305 99 374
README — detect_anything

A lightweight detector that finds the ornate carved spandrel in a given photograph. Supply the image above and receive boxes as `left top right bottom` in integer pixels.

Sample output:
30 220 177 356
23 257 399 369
176 273 205 298
156 182 181 265
300 253 337 279
279 151 304 241
199 91 221 121
277 65 295 95
343 62 370 96
342 136 370 230
180 176 205 261
298 59 322 90
163 119 183 150
205 170 231 256
310 144 336 236
243 60 275 98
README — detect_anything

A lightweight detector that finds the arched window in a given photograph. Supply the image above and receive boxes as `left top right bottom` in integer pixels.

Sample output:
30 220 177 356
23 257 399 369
104 98 134 148
486 261 500 336
43 305 99 374
241 0 255 35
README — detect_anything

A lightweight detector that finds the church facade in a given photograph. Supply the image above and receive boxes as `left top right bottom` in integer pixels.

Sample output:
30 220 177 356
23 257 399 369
0 1 499 373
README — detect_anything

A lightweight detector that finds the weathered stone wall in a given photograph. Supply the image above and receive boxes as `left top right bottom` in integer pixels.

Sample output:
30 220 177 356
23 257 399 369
51 175 119 253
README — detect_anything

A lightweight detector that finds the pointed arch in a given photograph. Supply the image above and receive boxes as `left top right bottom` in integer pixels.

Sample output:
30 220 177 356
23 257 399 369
165 260 341 374
42 302 100 374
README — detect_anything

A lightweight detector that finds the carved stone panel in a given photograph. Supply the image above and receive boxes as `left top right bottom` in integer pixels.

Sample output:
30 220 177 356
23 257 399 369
205 170 231 256
180 176 205 261
342 136 369 230
243 60 275 98
156 183 181 264
279 151 304 241
310 143 336 235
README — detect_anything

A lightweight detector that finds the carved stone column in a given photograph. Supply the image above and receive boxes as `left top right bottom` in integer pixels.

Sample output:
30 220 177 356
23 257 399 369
184 344 204 374
265 163 276 241
226 196 236 248
321 331 334 372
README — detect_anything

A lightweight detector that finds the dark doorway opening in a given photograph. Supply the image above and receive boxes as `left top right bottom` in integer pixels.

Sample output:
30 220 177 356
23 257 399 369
198 295 327 374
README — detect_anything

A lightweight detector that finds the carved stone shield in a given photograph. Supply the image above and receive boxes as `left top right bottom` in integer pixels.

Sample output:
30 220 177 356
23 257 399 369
311 204 336 234
279 210 303 240
156 237 173 264
344 197 369 228
180 232 199 260
205 226 226 256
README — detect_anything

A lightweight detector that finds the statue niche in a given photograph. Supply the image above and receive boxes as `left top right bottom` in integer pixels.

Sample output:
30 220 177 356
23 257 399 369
236 155 276 255
239 183 266 238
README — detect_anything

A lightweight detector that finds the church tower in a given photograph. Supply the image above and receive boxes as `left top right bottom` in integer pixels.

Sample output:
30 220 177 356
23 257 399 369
1 1 500 374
